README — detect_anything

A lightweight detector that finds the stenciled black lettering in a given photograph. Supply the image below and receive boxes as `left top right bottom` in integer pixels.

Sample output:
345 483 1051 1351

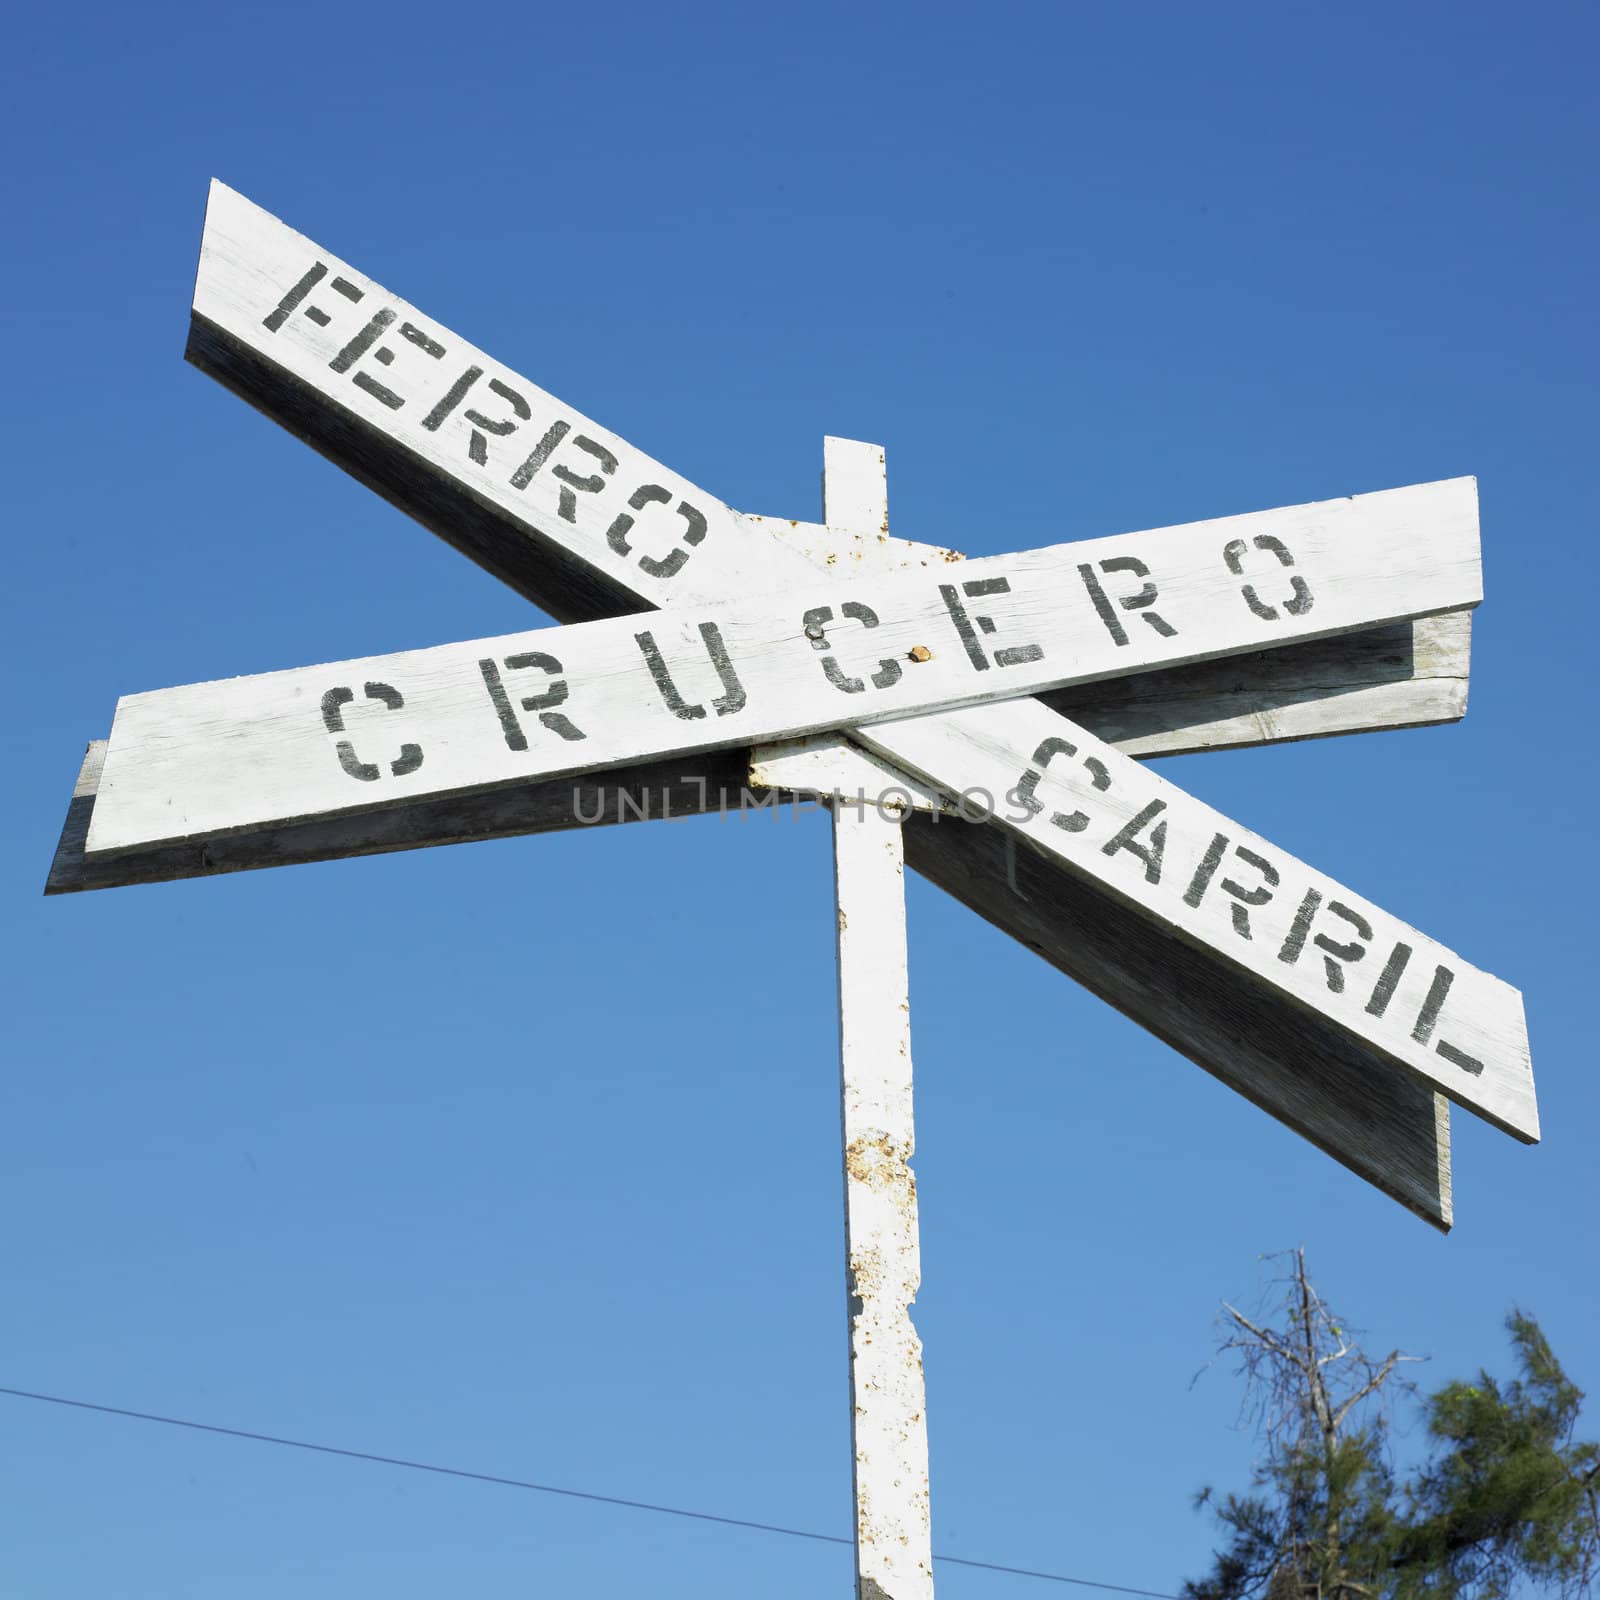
1183 832 1230 907
1436 1038 1485 1076
1077 563 1127 646
1077 557 1177 644
398 322 445 360
1101 799 1168 883
263 261 329 332
1279 891 1371 990
938 575 1043 671
349 319 446 411
1223 534 1315 621
502 651 584 742
266 267 365 335
1365 941 1414 1017
478 658 528 753
939 582 988 669
635 623 747 720
461 378 532 466
319 685 376 779
329 308 396 375
479 653 587 750
1011 735 1110 832
421 366 484 432
319 681 422 781
605 487 709 580
552 435 618 522
1278 887 1322 965
1312 900 1373 993
1219 847 1279 940
640 501 707 580
1097 556 1177 638
509 419 572 490
799 602 903 694
1405 963 1484 1075
1411 965 1454 1046
608 485 672 558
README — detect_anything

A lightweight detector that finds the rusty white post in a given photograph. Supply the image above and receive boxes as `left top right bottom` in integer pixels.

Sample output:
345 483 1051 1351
824 436 935 1600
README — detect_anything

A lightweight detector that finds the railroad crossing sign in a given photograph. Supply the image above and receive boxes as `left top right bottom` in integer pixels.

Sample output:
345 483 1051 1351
48 182 1538 1600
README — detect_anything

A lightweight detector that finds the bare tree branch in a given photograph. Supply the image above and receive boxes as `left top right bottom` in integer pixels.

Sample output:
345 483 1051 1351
1332 1351 1417 1432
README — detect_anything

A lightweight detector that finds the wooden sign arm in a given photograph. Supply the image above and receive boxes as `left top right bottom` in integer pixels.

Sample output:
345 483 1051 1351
82 478 1481 860
743 509 1471 762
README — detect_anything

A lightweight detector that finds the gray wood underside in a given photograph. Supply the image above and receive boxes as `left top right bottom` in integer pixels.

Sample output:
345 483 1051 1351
900 811 1452 1230
1040 613 1468 757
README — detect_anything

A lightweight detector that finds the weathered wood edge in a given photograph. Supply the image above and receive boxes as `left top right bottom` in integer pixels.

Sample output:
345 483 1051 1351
822 435 936 1598
89 487 1477 862
1044 611 1471 758
48 607 1468 898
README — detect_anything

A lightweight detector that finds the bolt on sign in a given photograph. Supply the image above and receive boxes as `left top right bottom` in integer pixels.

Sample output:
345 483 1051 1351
49 181 1538 1600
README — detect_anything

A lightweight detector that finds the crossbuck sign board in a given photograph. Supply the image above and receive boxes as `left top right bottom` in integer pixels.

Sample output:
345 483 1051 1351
49 182 1538 1600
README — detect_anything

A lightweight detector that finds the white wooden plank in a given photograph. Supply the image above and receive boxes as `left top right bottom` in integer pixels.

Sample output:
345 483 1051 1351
859 697 1536 1143
750 734 952 814
834 799 933 1600
824 438 935 1600
49 740 757 889
86 479 1481 859
741 511 959 577
191 179 834 620
51 615 1472 884
822 433 890 536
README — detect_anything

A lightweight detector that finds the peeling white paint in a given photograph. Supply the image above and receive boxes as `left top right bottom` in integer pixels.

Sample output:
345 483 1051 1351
827 439 935 1600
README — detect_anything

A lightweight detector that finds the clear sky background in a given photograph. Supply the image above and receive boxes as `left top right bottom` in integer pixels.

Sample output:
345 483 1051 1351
2 3 1595 1596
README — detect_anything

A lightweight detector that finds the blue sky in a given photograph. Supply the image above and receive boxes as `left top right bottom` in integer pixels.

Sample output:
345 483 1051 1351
3 2 1595 1596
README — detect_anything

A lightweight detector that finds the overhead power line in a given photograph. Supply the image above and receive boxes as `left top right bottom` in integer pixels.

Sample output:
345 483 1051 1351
0 1384 1179 1598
